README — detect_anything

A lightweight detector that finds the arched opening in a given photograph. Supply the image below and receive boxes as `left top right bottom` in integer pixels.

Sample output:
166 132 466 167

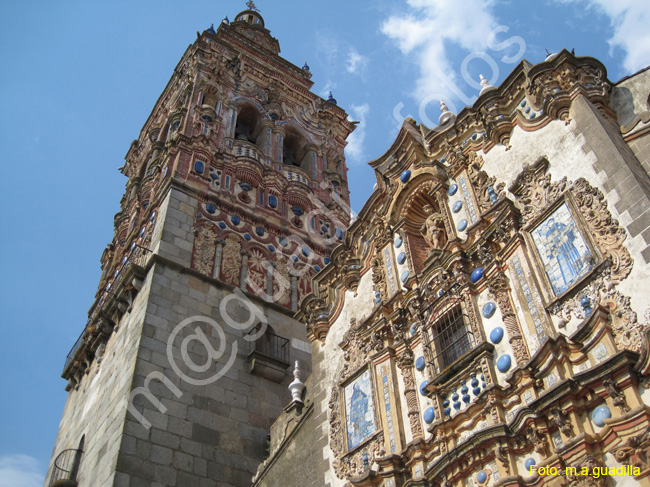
283 126 314 173
235 103 262 144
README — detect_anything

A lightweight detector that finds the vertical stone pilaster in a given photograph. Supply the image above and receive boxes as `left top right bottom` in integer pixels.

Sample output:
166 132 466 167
488 273 530 363
213 239 225 279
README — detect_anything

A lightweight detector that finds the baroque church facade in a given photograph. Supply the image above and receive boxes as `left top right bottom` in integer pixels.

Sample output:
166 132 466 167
48 5 650 487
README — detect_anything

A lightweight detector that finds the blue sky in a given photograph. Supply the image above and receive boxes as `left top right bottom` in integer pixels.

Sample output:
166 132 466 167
1 0 648 484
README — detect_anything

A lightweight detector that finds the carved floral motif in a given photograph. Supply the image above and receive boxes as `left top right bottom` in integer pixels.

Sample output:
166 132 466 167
221 234 242 286
192 225 217 275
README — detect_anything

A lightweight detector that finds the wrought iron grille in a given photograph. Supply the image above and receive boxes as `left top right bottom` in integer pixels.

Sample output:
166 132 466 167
248 329 290 365
428 305 476 375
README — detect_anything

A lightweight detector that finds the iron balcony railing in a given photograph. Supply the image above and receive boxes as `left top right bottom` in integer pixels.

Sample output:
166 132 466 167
49 446 83 486
63 243 151 373
248 329 290 365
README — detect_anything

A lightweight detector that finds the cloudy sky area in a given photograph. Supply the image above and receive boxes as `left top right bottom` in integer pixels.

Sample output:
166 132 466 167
1 0 649 482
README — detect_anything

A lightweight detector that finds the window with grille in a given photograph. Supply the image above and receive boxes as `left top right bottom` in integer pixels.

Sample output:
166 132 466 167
430 305 474 373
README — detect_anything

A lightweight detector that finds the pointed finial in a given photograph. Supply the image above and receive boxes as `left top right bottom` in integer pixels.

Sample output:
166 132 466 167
222 16 229 24
438 99 456 125
206 23 216 34
302 62 310 72
288 361 305 403
327 91 337 105
479 74 496 96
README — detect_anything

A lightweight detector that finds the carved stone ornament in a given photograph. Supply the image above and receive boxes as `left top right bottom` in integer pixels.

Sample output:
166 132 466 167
550 266 647 353
511 159 632 284
467 152 505 213
339 319 374 382
487 274 530 362
526 425 549 458
221 234 242 286
396 349 424 439
371 255 388 303
328 383 386 479
420 205 448 250
192 225 217 275
566 455 608 487
548 407 573 436
611 425 650 470
602 378 630 413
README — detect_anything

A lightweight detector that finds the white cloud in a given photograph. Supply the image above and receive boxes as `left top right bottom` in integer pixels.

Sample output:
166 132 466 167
555 0 650 73
0 455 45 487
381 0 498 102
345 103 370 164
346 49 368 74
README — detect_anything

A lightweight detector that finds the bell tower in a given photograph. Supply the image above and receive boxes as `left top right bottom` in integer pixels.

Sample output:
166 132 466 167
47 6 355 487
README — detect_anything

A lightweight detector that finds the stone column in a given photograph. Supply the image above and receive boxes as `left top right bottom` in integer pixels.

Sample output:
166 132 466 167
396 350 424 440
266 261 275 299
240 250 250 289
291 274 298 311
213 239 225 279
488 273 530 362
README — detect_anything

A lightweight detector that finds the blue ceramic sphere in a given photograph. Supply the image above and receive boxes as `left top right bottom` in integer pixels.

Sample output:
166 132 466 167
457 219 468 231
268 194 278 208
490 327 504 344
477 471 487 484
400 170 412 183
324 257 331 265
497 354 512 373
471 267 484 283
473 387 481 396
592 405 612 427
314 265 321 272
256 226 264 236
218 222 227 229
444 407 451 416
452 201 463 213
206 204 216 214
401 270 410 283
231 215 241 225
244 234 252 241
482 302 496 318
302 247 310 257
415 356 426 371
451 389 459 401
409 323 418 335
423 407 435 424
454 401 462 410
462 394 471 404
448 184 458 196
525 458 536 473
336 228 344 240
194 160 205 173
397 252 407 264
419 380 429 396
394 237 403 248
268 245 275 252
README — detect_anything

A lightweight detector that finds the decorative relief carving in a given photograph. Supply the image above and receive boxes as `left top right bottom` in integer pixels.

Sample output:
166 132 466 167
612 425 650 470
566 455 608 487
548 408 574 436
487 274 530 362
221 234 242 286
467 152 505 213
372 255 388 303
572 178 632 284
192 225 217 275
549 267 647 353
509 160 568 226
602 378 630 413
421 205 448 250
526 425 549 458
396 348 424 439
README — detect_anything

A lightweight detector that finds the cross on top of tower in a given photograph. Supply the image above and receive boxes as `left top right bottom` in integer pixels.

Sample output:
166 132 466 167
246 1 260 11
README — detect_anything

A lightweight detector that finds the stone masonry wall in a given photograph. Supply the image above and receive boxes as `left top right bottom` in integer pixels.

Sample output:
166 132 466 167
46 271 153 487
112 184 312 487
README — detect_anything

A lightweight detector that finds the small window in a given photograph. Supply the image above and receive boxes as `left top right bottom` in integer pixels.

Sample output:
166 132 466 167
430 306 474 373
